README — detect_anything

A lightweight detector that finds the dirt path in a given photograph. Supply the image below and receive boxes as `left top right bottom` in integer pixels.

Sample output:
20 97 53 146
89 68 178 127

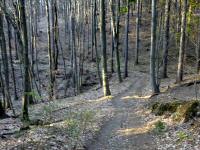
87 75 156 150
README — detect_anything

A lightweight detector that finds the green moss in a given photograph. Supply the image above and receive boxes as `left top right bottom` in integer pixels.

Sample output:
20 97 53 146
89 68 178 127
151 100 200 122
173 100 199 122
151 101 182 115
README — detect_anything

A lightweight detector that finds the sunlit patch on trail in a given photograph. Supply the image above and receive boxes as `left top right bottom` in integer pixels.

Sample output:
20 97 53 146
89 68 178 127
117 118 160 136
88 96 114 103
122 95 151 100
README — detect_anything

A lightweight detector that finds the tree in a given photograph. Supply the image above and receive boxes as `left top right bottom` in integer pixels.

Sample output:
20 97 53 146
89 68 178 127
0 5 11 109
162 0 171 78
110 0 122 83
46 0 55 100
176 0 187 82
7 20 18 100
0 62 5 117
52 0 59 71
150 0 160 94
124 0 130 78
197 23 200 73
100 0 111 96
135 0 140 65
93 0 102 86
19 0 32 121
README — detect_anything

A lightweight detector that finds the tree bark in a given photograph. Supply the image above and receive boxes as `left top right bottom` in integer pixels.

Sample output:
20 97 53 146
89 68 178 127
110 0 122 83
100 0 111 96
46 0 54 100
0 7 11 109
19 0 31 121
135 0 140 65
196 22 200 74
150 0 160 94
162 0 171 78
124 0 130 78
176 0 187 82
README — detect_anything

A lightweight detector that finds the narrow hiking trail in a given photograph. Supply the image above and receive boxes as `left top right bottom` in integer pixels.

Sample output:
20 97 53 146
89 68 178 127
87 75 157 150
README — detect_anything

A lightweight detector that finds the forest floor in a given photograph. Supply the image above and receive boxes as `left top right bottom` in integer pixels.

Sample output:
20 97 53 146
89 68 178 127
1 71 200 149
1 8 200 150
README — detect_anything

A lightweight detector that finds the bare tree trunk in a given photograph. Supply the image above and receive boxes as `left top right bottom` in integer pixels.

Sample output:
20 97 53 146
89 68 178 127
100 0 111 96
7 21 18 100
71 15 79 95
124 0 130 78
135 0 140 65
0 62 6 117
176 0 187 82
150 0 160 94
0 9 11 109
110 0 122 83
110 18 115 73
46 0 54 100
93 0 102 86
52 0 59 71
19 0 31 121
162 0 171 78
196 22 200 74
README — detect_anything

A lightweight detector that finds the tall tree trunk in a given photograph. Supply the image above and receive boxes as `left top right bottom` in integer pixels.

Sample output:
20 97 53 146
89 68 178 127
110 0 122 83
115 0 122 83
162 0 171 78
19 0 31 121
197 26 200 74
0 8 11 109
100 0 111 96
71 16 79 95
150 0 160 94
135 0 140 65
111 17 115 73
0 62 6 117
196 20 200 74
176 0 187 82
7 21 18 100
46 0 54 100
93 0 102 86
52 0 59 71
124 0 130 78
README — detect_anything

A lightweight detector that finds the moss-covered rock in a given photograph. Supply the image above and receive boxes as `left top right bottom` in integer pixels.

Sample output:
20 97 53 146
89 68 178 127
151 101 182 116
151 100 200 122
172 100 199 122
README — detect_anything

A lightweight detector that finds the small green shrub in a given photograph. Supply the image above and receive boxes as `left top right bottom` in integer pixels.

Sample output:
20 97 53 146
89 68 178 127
64 110 96 149
42 103 56 123
80 110 95 124
65 119 81 139
177 131 188 142
177 131 188 140
154 120 166 133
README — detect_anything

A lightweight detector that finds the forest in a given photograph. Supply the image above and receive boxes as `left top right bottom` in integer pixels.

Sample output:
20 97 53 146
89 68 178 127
0 0 200 149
